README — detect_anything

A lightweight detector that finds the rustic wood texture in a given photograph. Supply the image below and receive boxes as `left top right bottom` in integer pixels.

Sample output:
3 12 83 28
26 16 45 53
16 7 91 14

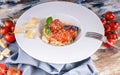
93 19 120 74
0 1 120 74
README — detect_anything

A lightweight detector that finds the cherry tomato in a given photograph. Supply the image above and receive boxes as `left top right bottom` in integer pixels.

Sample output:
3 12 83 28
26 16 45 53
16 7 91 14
4 20 14 28
105 12 115 21
7 67 22 75
111 22 119 30
106 31 118 40
104 24 111 33
0 64 8 75
4 33 16 43
104 38 116 48
0 72 4 75
101 17 107 26
10 26 15 32
0 27 10 35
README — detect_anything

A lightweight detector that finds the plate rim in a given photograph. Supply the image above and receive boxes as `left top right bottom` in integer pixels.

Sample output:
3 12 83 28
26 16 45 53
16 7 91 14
15 1 104 64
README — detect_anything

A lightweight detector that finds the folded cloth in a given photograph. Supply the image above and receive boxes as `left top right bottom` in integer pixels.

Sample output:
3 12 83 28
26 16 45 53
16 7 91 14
2 42 98 75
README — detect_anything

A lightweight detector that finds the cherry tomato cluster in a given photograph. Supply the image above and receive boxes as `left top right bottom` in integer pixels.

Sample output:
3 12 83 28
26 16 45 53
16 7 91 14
0 63 22 75
0 19 15 43
101 12 119 48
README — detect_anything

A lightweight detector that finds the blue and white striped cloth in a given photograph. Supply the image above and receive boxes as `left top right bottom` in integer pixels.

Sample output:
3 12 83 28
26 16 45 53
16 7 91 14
0 42 98 75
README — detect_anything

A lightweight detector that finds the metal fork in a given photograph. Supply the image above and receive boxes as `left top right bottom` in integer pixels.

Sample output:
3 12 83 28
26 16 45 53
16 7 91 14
85 32 120 50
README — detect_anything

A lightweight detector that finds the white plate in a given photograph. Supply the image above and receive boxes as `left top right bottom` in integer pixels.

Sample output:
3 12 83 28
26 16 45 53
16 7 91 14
15 1 104 64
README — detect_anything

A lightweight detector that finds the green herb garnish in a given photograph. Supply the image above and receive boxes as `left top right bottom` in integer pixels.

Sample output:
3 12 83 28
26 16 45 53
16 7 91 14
46 16 53 25
45 25 51 35
45 16 53 35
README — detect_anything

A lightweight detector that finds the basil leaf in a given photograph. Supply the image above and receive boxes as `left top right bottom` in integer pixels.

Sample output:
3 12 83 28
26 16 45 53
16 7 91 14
45 25 50 35
46 17 53 25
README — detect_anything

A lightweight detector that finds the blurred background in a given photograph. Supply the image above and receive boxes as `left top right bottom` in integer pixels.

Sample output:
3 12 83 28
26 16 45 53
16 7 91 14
0 0 120 75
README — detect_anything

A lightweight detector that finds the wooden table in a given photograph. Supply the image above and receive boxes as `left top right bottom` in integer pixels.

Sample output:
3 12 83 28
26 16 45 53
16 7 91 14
92 15 120 75
0 1 120 74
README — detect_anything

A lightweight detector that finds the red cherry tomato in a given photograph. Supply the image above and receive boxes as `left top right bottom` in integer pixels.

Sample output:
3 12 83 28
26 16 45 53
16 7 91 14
105 12 115 21
7 67 22 75
101 17 107 26
0 72 4 75
104 38 116 48
104 24 111 33
4 20 14 28
106 31 118 40
10 26 15 32
0 27 10 35
0 64 8 75
111 22 119 30
4 32 16 43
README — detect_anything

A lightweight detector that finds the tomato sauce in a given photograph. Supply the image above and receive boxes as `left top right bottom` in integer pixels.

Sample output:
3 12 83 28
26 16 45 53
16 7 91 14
50 19 79 43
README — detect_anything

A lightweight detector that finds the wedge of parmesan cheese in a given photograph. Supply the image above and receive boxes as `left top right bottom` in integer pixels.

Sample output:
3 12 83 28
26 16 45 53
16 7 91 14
0 38 7 48
30 17 40 25
23 23 36 28
1 48 10 57
25 29 36 39
0 51 4 60
0 48 11 60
